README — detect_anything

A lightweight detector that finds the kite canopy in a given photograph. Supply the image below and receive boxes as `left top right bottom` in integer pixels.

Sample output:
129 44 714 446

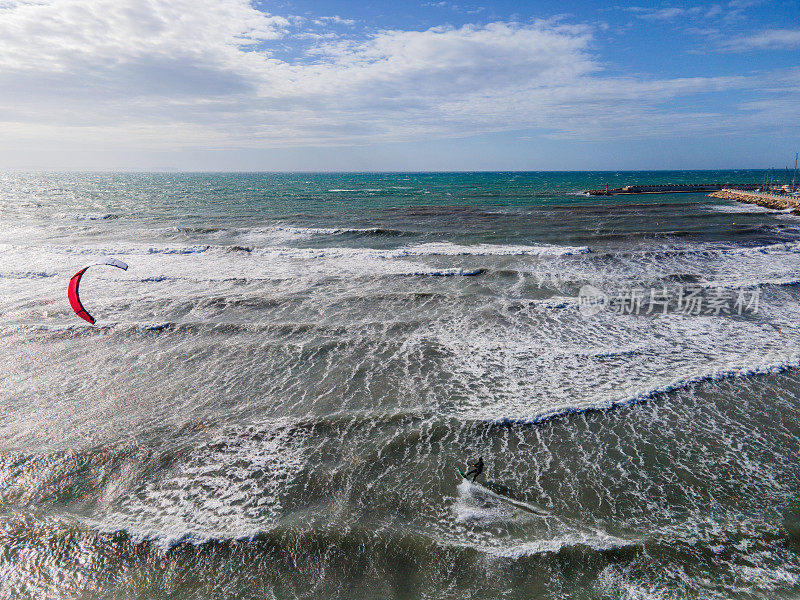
68 258 129 324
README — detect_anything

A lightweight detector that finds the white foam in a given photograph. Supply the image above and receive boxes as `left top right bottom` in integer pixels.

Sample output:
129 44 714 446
9 240 586 263
94 417 307 548
408 268 484 277
510 352 800 426
57 212 116 220
452 481 636 560
393 242 590 257
736 565 800 588
478 532 636 559
432 294 800 425
453 480 534 526
596 568 674 600
35 244 212 256
271 226 344 236
704 203 789 214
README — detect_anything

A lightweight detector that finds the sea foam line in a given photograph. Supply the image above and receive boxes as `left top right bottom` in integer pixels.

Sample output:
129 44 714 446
250 243 589 259
492 352 800 427
476 532 637 559
392 242 590 257
8 241 588 259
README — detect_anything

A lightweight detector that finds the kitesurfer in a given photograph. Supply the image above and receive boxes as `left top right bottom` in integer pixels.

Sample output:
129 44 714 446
464 457 484 483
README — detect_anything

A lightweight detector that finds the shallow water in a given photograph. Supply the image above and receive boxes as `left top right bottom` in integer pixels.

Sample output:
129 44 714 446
2 171 800 599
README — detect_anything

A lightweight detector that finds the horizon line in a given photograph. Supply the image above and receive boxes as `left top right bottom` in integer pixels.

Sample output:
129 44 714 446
1 168 786 175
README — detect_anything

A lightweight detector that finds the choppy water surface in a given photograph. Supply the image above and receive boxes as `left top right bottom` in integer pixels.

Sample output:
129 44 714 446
3 171 800 599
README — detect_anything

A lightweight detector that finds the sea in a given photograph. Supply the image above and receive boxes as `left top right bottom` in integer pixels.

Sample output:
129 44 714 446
2 170 800 599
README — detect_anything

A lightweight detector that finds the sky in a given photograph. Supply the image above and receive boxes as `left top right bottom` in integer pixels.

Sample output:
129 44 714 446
0 0 798 171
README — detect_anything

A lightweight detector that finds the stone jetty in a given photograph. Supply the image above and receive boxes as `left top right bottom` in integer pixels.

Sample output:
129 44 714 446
708 188 800 212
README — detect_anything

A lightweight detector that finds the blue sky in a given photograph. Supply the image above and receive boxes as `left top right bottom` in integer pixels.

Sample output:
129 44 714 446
0 0 798 170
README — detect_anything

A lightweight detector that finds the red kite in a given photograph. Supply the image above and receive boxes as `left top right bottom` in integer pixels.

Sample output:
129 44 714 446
68 258 129 324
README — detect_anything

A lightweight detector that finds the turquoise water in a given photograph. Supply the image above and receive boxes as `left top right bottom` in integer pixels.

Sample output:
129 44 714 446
2 170 800 599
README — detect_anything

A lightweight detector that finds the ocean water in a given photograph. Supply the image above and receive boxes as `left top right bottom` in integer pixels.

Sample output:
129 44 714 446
3 170 800 599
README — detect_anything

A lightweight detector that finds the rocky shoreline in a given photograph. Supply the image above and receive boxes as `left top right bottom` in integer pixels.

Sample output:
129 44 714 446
708 189 800 213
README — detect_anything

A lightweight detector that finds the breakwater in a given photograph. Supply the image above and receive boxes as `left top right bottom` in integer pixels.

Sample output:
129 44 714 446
586 183 761 196
708 188 800 211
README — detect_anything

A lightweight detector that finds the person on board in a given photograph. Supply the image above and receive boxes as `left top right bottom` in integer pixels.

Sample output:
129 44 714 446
464 457 484 483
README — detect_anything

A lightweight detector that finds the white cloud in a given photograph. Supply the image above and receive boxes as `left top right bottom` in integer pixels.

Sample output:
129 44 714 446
621 3 753 23
0 0 797 161
0 0 289 71
718 29 800 51
639 7 696 20
312 16 355 27
622 5 704 21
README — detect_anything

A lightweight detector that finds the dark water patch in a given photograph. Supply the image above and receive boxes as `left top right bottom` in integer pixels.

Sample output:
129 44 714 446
0 271 57 279
492 269 525 278
69 213 120 221
174 226 223 234
547 200 697 215
385 205 518 219
337 227 411 237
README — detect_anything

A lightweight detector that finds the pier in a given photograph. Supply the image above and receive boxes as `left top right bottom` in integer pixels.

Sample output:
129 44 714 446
585 183 762 196
584 181 800 212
